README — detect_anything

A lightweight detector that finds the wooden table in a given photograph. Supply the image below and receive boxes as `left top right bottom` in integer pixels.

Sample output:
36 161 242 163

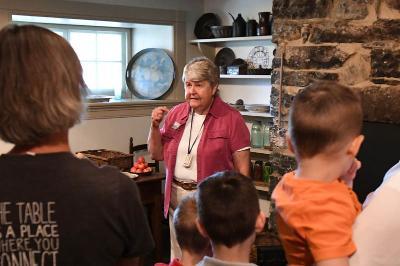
135 172 165 261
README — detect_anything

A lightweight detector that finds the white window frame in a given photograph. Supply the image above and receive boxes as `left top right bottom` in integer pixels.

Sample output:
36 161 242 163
26 23 131 99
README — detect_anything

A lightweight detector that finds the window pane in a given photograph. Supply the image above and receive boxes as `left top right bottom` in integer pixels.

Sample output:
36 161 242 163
36 25 127 97
70 31 96 61
51 30 65 38
97 33 122 61
81 61 97 93
97 62 122 95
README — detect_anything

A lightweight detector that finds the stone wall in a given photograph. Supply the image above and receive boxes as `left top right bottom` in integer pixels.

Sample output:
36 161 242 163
266 0 400 233
270 0 400 156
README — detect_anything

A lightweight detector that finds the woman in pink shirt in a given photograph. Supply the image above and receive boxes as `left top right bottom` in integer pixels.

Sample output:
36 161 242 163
148 57 250 260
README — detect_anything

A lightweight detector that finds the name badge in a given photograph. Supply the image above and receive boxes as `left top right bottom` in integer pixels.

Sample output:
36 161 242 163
172 122 181 130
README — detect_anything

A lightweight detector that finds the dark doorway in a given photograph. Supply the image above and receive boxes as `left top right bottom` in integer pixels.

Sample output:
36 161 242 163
354 121 400 202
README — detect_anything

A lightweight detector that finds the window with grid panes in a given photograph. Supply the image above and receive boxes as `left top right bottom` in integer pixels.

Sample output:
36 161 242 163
49 25 129 99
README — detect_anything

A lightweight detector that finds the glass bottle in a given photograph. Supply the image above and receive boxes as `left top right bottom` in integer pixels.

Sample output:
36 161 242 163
251 122 263 148
254 160 264 181
263 162 273 184
262 123 270 149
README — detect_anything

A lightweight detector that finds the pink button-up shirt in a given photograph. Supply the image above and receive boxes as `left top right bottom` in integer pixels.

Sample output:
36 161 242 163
160 96 250 216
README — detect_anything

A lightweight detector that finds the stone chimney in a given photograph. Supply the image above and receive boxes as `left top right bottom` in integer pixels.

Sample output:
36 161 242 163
266 0 400 234
269 0 400 175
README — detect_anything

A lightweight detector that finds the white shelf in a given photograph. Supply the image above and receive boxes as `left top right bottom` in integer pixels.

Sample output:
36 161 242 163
190 35 272 44
253 181 269 192
220 74 271 79
250 148 272 155
275 149 295 158
240 111 273 118
255 185 269 192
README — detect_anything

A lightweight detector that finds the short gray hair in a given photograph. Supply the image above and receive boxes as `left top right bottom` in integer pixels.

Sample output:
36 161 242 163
0 24 87 145
182 56 219 87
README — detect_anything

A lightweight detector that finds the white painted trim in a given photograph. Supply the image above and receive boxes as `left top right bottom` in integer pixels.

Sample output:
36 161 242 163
189 35 272 43
240 111 274 118
250 148 272 155
220 74 271 79
84 100 183 119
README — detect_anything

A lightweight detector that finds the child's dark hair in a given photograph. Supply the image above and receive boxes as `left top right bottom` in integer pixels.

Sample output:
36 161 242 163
197 171 260 248
174 194 209 254
289 81 363 158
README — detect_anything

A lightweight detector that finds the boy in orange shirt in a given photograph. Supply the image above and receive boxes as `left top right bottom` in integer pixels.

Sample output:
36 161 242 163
272 81 364 266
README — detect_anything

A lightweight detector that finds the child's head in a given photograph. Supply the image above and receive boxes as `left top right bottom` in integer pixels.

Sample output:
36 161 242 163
196 171 265 248
288 81 363 159
173 194 209 256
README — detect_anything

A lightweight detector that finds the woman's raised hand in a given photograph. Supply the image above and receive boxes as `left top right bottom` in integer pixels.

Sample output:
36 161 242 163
151 106 169 128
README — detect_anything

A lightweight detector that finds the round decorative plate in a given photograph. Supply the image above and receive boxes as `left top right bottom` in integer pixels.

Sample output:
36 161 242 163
194 13 220 39
247 46 270 69
126 48 175 99
214 47 235 66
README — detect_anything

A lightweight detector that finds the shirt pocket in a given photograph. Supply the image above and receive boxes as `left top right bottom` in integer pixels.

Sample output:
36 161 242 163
162 128 180 154
206 130 229 154
163 128 179 140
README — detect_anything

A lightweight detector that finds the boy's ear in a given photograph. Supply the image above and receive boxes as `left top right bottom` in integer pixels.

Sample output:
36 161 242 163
196 218 209 238
348 135 364 157
255 211 266 233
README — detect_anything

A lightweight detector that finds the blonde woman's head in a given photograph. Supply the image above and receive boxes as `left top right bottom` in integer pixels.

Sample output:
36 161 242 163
182 57 219 87
0 24 87 145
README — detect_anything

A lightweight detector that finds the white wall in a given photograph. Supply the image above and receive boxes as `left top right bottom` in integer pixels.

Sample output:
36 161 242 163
0 117 152 154
69 116 151 153
204 0 272 25
132 25 174 55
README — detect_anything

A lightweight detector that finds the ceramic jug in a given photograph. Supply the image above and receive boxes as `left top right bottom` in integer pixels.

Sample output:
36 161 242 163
246 19 258 36
268 15 274 35
258 12 271 35
229 12 246 37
